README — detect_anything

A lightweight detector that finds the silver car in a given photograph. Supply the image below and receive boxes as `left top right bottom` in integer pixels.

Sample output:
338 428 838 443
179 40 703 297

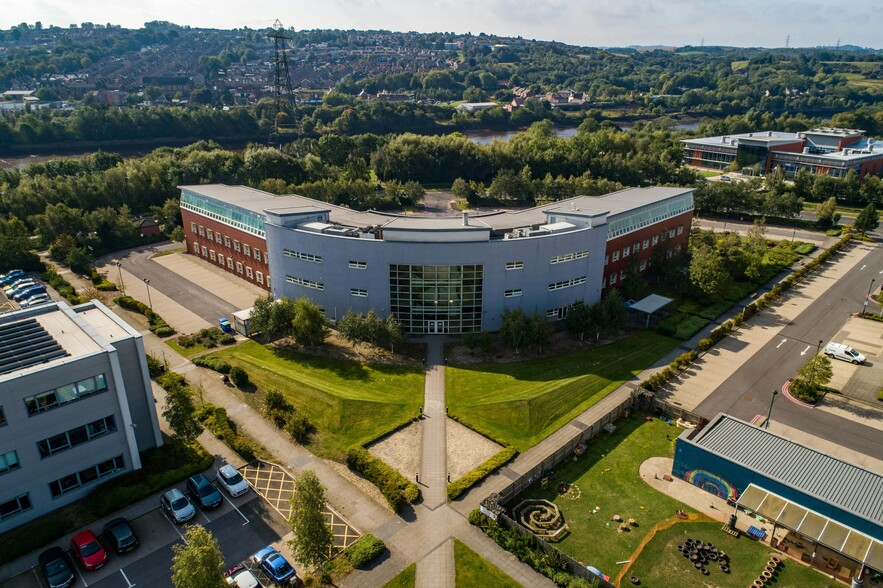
161 488 196 524
216 464 250 497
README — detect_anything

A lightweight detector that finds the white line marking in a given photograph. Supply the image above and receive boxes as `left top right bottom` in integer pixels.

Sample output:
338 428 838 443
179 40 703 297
861 264 867 270
76 566 89 587
120 568 136 587
200 508 211 524
225 495 250 525
162 510 188 542
800 345 811 355
777 338 787 349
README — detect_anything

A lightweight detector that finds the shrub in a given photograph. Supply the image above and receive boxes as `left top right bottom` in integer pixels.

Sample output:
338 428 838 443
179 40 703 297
177 327 235 349
196 404 260 461
698 337 714 351
346 446 419 511
263 390 295 428
447 447 517 500
877 390 883 402
229 366 249 387
193 356 232 374
156 371 188 394
146 353 166 378
152 326 175 338
342 534 386 569
284 414 314 443
42 267 81 304
114 295 175 336
670 350 699 371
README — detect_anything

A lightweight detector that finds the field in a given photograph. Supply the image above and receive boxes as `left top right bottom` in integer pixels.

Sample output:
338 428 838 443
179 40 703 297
842 72 883 90
454 539 520 588
731 60 749 70
204 341 424 459
446 333 677 450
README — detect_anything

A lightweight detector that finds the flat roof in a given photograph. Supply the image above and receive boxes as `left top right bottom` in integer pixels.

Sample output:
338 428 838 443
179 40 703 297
682 131 802 147
688 414 883 530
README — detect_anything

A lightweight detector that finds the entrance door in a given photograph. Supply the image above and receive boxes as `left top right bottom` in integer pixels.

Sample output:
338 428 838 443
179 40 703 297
426 320 447 334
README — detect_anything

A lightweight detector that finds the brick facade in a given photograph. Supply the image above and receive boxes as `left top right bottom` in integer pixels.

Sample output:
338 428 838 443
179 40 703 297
181 208 271 291
602 211 692 290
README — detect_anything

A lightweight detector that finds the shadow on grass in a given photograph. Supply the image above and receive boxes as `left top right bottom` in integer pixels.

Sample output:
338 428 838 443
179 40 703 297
269 345 372 381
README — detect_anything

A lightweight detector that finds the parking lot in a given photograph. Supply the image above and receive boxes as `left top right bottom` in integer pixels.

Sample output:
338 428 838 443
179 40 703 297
1 482 289 588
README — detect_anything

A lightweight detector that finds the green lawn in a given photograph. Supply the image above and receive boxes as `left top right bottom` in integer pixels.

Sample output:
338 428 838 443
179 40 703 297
204 340 424 460
446 333 677 449
731 60 749 70
383 564 416 588
519 417 685 574
166 339 212 358
454 539 520 588
627 521 837 587
699 170 722 177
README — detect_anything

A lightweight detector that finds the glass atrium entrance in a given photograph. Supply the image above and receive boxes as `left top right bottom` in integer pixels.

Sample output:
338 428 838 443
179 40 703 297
389 264 483 334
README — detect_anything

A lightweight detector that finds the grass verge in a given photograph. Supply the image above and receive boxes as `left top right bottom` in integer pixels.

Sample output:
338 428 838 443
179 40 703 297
454 539 521 588
384 564 416 588
203 340 424 460
446 333 677 450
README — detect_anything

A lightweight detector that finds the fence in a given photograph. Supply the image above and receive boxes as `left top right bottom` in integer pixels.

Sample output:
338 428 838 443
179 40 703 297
648 395 709 434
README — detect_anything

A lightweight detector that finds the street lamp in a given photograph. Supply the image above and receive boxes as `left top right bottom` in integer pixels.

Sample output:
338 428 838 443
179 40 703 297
765 389 778 429
861 279 876 317
115 262 125 295
143 278 153 309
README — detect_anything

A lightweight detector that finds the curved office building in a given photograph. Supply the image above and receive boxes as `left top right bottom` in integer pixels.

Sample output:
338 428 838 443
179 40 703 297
180 185 694 334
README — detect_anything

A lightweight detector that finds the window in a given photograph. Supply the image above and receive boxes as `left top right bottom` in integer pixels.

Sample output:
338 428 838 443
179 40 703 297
254 249 261 262
668 229 675 238
643 239 650 249
0 406 5 427
266 275 271 288
604 255 609 266
546 306 569 320
190 222 197 233
505 261 524 270
224 237 231 248
265 251 268 261
283 249 322 263
622 246 630 258
620 270 626 279
609 273 617 285
504 289 522 297
0 450 20 475
218 254 225 266
200 246 207 257
233 240 241 252
206 229 213 240
236 262 243 274
349 261 367 269
286 275 324 290
652 234 659 246
24 375 108 416
633 243 640 254
612 250 620 262
677 224 684 235
227 258 234 270
256 271 264 285
49 455 125 498
548 276 587 291
246 267 253 279
209 250 216 261
0 494 31 521
550 250 588 264
37 416 116 459
350 288 368 297
244 244 251 256
198 225 205 237
215 232 222 244
640 260 647 271
192 242 199 253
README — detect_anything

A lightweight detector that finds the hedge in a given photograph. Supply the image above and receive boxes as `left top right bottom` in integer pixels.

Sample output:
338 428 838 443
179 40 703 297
195 404 262 461
342 534 386 569
41 266 81 304
346 446 419 512
229 366 249 387
193 355 232 374
447 447 518 501
114 295 176 337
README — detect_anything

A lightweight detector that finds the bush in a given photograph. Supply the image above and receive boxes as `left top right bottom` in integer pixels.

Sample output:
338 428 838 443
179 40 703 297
177 327 235 349
156 371 189 394
229 366 249 387
670 350 699 371
153 326 175 338
263 390 294 428
41 266 81 304
655 313 709 340
146 353 166 378
342 534 386 569
877 390 883 402
447 447 517 500
193 356 232 374
113 295 176 337
346 446 419 511
196 404 260 461
284 413 314 443
698 337 714 351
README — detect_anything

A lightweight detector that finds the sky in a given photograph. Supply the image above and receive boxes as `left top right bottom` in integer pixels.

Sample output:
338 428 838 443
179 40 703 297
2 0 882 49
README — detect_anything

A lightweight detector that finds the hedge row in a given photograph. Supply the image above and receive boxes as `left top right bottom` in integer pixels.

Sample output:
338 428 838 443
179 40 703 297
41 266 81 304
146 353 167 378
641 233 853 392
346 446 419 512
341 534 387 569
87 267 118 291
114 295 175 337
193 355 232 373
447 447 518 501
195 404 263 461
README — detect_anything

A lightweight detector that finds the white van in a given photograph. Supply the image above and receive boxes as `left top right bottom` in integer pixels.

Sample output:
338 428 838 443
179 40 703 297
824 342 866 365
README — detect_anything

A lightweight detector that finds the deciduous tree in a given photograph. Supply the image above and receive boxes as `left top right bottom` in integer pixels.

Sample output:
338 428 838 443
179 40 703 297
170 525 226 588
288 470 333 572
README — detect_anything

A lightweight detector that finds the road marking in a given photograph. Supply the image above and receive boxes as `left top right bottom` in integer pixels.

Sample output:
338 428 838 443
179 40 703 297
777 338 787 348
225 495 250 525
161 510 188 543
200 508 211 524
120 569 136 587
800 345 811 355
861 264 866 270
75 566 89 587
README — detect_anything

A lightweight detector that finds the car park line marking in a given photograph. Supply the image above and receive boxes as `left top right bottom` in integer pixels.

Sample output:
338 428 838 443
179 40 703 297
75 566 89 587
31 567 40 583
199 508 211 524
120 569 136 587
777 338 787 348
161 510 188 543
224 495 250 525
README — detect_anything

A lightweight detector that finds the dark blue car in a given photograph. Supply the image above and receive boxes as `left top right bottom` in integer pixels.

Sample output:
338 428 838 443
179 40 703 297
252 546 295 585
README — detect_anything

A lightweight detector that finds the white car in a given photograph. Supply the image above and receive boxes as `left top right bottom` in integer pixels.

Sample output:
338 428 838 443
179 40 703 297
20 293 51 308
216 464 250 497
225 564 261 588
160 488 196 524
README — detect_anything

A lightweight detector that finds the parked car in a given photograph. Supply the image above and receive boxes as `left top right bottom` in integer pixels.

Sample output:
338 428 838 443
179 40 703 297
5 279 37 296
219 317 233 333
20 293 51 307
225 563 262 587
824 342 866 364
70 529 108 571
720 175 732 181
187 473 223 509
161 488 196 523
252 547 296 586
0 269 25 286
216 464 250 497
38 546 75 588
103 517 140 554
14 285 47 301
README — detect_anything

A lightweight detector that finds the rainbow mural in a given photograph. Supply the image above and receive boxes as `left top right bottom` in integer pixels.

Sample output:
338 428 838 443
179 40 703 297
684 469 738 500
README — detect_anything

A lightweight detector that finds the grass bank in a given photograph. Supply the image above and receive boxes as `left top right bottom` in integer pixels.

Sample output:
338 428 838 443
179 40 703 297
454 539 520 588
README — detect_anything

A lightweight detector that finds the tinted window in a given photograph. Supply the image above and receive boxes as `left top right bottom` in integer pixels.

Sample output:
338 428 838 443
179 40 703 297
80 541 101 557
171 497 189 510
223 471 244 485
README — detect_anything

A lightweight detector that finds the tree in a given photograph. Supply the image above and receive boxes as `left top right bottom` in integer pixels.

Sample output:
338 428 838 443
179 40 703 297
597 289 628 334
499 308 530 352
815 197 840 229
853 203 879 233
249 294 297 340
288 470 333 572
689 245 732 300
291 297 330 347
743 219 768 281
162 383 202 443
791 354 833 403
384 314 405 353
170 525 226 588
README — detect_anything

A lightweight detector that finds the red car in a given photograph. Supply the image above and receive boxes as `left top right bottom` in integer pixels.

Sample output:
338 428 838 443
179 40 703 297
70 530 108 571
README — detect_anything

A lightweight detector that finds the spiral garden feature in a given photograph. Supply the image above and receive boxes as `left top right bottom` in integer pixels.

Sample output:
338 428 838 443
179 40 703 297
512 499 569 542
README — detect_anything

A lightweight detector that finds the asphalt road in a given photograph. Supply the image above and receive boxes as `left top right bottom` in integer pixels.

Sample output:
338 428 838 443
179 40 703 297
117 244 241 325
694 241 883 459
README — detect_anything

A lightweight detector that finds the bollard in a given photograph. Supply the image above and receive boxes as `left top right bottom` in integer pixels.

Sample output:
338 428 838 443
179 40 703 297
447 472 451 483
416 472 420 484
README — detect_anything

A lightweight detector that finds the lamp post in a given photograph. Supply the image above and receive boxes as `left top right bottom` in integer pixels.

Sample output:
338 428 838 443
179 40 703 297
861 279 876 317
115 262 125 295
765 389 778 429
143 278 152 309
